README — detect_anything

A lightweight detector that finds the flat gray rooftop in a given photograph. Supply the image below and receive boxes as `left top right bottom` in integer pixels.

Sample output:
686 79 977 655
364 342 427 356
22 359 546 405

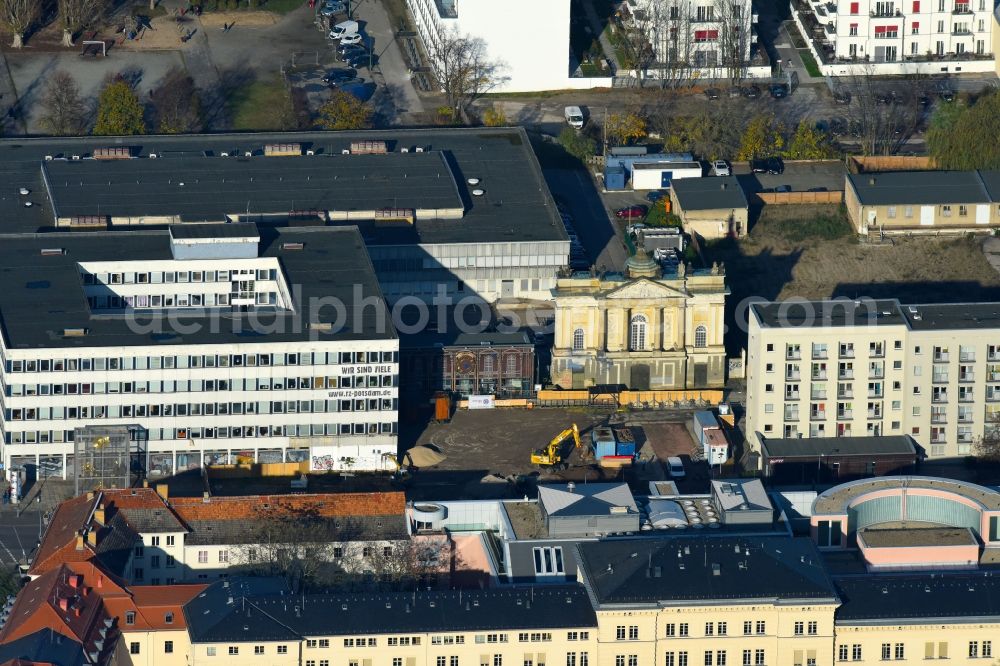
751 299 907 328
0 128 566 246
901 302 1000 330
43 151 463 221
847 170 990 206
0 225 396 349
814 476 1000 515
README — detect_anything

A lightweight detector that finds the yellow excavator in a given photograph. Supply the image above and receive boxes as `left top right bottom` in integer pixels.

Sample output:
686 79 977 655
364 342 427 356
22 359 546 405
531 424 582 468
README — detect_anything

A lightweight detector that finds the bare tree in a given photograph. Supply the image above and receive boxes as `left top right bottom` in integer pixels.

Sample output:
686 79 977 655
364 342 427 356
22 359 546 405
0 0 38 48
645 1 699 89
39 71 88 136
715 0 751 84
150 67 203 133
57 0 107 48
426 28 508 121
619 3 658 85
359 538 457 591
974 413 1000 463
849 65 922 155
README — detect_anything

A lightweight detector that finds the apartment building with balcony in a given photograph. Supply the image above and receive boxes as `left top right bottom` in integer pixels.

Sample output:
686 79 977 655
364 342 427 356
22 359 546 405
791 0 1000 74
0 225 399 478
746 299 1000 462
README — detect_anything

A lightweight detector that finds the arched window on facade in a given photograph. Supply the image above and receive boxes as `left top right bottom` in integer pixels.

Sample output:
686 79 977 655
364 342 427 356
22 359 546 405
694 325 708 348
630 315 648 351
573 328 585 351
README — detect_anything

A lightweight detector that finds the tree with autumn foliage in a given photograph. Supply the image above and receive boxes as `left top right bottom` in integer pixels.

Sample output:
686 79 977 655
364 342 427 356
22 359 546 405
93 77 145 136
605 111 646 147
737 113 784 160
317 90 373 130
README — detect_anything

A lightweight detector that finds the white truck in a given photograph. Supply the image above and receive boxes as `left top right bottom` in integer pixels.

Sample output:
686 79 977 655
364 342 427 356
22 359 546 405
564 106 584 130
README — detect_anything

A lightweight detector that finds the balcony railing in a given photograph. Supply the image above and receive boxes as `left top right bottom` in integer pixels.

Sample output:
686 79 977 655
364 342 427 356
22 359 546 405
952 5 973 13
839 349 855 358
958 412 974 423
870 8 901 16
785 411 800 420
988 353 1000 362
959 373 975 383
959 392 975 403
811 391 828 400
813 350 828 360
932 394 949 403
931 435 947 444
988 391 1000 402
958 433 974 443
786 372 801 381
838 410 853 420
869 390 883 398
931 413 948 424
959 353 976 362
838 389 854 399
839 371 854 380
867 410 882 419
932 374 949 384
813 372 828 381
787 350 802 360
869 369 884 379
811 412 827 421
935 353 950 362
786 392 800 400
869 348 885 358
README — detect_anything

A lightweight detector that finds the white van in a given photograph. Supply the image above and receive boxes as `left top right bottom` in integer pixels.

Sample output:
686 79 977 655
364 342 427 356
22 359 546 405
329 20 359 39
667 456 685 478
564 106 584 129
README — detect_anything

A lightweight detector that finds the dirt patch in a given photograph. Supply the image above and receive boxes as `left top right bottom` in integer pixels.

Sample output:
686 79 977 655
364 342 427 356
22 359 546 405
707 204 1000 352
116 14 194 50
199 11 279 27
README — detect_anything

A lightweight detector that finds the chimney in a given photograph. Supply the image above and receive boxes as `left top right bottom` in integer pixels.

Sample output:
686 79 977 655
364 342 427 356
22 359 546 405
75 534 85 551
87 530 97 547
202 491 210 503
93 505 105 526
142 480 149 489
155 484 168 501
869 177 876 186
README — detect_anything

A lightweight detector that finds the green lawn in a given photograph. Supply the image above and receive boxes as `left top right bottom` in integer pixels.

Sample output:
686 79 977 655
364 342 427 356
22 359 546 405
227 78 294 131
799 49 823 77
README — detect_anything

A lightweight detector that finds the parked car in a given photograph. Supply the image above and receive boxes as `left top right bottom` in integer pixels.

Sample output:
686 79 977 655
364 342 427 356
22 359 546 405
833 88 852 104
750 157 784 174
645 190 666 203
329 76 365 89
319 0 347 16
727 86 742 98
615 205 647 219
667 456 686 478
711 160 731 176
770 83 788 99
742 85 761 99
346 52 378 69
939 89 956 102
703 87 720 100
338 45 368 61
322 68 357 84
627 222 646 235
564 105 585 129
775 184 792 193
328 19 359 39
338 33 364 48
829 117 847 135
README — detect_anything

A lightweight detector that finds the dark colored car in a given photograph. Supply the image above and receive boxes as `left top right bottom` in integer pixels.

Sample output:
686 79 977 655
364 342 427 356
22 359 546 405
742 85 761 99
347 53 379 69
833 88 852 104
614 205 648 219
727 86 742 98
770 83 788 98
703 88 720 100
322 68 357 84
918 93 932 107
330 77 365 89
940 89 956 102
339 46 367 61
646 190 666 203
829 117 847 135
751 157 784 174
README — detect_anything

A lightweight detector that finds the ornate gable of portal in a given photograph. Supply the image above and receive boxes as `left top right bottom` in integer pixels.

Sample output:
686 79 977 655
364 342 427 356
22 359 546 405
604 278 686 301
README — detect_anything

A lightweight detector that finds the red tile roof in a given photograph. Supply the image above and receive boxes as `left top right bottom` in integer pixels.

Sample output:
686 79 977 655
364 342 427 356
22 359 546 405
103 585 206 632
28 496 98 577
100 489 169 511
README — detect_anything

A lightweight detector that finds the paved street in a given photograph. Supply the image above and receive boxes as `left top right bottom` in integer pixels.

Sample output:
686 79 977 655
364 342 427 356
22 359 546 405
0 508 46 567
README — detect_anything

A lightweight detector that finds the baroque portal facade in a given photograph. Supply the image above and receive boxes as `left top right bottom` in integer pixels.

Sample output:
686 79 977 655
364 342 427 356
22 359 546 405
550 251 728 390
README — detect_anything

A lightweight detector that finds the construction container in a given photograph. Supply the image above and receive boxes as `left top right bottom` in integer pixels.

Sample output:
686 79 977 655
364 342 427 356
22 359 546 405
692 410 720 446
703 428 730 465
616 441 636 457
592 427 617 460
433 392 451 423
595 440 617 460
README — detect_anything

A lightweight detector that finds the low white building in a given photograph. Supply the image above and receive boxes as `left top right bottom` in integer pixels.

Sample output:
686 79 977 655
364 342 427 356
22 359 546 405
0 225 399 478
793 0 1000 74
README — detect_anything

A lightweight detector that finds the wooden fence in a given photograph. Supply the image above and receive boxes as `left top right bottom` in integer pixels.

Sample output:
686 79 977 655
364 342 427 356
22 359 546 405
848 155 937 173
756 190 843 205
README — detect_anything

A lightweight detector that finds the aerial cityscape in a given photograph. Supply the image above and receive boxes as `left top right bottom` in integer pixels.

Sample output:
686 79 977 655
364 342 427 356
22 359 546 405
0 0 997 665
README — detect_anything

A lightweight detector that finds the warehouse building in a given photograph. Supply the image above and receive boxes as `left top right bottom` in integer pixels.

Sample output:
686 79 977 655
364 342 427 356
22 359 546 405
0 224 399 478
3 129 569 304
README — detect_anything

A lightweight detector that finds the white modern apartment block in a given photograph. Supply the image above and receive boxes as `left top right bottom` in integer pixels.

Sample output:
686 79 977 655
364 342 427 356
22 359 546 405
745 299 1000 462
406 0 585 91
794 0 1000 74
629 0 760 79
0 225 399 479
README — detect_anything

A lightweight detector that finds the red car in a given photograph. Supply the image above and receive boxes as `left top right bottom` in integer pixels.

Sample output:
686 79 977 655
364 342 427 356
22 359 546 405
614 205 647 219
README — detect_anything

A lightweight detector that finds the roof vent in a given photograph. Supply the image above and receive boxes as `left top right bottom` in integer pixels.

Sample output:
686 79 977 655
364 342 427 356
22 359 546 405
71 154 81 160
244 151 252 158
62 328 88 337
401 147 409 153
429 601 436 608
149 153 158 159
341 604 347 611
281 242 304 251
472 189 485 197
220 152 229 157
385 602 391 609
869 177 876 186
341 149 351 155
18 187 29 196
23 201 32 207
467 177 481 185
40 248 65 256
472 599 479 607
881 587 888 594
310 322 333 333
243 625 249 631
415 146 425 153
711 563 721 576
306 149 315 156
44 155 53 161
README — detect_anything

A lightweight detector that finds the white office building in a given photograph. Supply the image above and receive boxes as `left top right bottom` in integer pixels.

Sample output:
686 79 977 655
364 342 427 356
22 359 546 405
793 0 1000 75
0 225 399 478
407 0 598 91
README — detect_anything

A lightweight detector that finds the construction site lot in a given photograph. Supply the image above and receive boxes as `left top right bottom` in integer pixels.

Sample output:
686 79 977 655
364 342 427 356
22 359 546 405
401 408 708 495
708 204 1000 349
